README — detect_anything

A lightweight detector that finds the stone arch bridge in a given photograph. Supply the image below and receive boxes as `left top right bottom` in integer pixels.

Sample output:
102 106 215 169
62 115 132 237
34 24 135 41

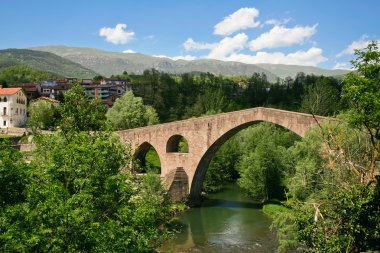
117 107 328 205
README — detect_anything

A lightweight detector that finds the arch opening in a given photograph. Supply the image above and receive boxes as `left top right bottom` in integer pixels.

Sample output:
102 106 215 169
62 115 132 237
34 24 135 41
166 135 189 153
189 121 301 206
133 142 161 174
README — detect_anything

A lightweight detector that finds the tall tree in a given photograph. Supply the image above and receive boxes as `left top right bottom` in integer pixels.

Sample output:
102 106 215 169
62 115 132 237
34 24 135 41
342 41 380 180
28 99 58 130
106 91 159 130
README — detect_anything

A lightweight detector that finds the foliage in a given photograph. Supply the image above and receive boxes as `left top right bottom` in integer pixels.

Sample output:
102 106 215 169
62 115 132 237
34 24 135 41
58 82 107 133
237 123 299 201
0 85 172 252
300 76 341 116
0 139 28 207
28 99 58 130
263 202 299 253
0 65 62 86
143 148 161 174
130 70 344 124
342 40 380 180
106 91 159 130
203 137 240 192
273 120 379 253
295 182 380 253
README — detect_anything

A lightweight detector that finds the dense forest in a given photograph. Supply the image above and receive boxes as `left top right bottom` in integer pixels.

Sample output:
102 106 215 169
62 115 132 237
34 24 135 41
126 69 344 122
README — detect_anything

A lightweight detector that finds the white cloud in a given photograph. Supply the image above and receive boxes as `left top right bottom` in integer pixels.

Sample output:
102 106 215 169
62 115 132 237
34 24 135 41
333 62 351 70
249 24 317 51
214 7 260 36
336 35 379 57
153 54 197 61
262 18 291 27
222 47 327 66
183 38 216 51
207 33 249 60
123 49 136 53
99 24 135 44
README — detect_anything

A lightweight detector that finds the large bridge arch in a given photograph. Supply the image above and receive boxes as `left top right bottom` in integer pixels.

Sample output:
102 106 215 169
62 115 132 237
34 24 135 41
118 107 330 205
189 120 301 205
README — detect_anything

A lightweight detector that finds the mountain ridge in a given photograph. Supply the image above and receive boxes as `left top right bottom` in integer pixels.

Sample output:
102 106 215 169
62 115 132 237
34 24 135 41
30 45 350 81
0 48 98 78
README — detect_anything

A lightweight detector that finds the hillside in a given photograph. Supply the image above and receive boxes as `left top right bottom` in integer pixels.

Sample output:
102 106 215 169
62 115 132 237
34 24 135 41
0 65 63 86
30 46 279 82
0 49 98 78
256 63 349 79
30 45 351 81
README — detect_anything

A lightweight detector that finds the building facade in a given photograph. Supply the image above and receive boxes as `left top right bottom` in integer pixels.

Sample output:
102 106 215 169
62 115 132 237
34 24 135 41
0 86 27 128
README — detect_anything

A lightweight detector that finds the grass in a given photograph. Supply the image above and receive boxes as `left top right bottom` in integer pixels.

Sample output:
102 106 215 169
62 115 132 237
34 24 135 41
262 199 291 217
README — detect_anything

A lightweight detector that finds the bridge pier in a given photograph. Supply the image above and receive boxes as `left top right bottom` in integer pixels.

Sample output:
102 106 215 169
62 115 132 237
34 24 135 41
165 167 189 202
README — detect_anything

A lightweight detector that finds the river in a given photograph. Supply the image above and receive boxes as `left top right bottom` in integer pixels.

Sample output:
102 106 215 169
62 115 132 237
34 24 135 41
160 183 278 252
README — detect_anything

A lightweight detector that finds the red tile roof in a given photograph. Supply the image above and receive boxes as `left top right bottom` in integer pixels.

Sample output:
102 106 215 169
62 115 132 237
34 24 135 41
0 88 22 95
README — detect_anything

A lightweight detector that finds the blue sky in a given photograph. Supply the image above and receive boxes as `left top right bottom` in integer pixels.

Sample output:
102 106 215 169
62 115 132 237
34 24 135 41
1 0 379 69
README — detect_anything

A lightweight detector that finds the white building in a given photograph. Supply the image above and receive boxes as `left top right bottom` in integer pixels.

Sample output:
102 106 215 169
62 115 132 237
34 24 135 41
0 86 27 128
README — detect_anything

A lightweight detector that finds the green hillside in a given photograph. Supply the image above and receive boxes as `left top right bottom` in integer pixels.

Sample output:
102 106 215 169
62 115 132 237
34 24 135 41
256 63 350 79
30 45 279 82
0 49 99 78
0 65 63 86
31 45 351 81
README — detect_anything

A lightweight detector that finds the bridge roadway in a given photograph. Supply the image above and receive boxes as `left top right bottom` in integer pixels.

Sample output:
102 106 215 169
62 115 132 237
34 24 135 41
117 107 329 205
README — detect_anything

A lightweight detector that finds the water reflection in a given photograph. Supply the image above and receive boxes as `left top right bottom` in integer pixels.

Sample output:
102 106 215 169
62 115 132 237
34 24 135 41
160 184 278 253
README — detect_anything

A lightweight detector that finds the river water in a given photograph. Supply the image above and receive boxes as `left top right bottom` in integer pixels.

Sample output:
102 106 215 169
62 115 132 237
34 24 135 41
160 184 278 252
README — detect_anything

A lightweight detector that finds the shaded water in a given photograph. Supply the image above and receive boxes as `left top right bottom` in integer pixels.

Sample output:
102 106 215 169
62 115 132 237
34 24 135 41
161 184 278 252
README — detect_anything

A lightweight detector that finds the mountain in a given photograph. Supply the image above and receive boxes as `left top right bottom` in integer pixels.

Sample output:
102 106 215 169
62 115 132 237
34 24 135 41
256 63 349 79
30 46 279 82
0 49 98 78
30 45 350 81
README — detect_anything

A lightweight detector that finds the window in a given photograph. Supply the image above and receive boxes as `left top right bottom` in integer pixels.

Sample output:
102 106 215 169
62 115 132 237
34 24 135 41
3 121 6 126
3 97 7 102
3 107 6 116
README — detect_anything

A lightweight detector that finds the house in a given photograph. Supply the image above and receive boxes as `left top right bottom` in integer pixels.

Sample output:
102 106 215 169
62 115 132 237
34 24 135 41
39 80 72 100
83 78 131 106
18 82 39 100
0 86 27 128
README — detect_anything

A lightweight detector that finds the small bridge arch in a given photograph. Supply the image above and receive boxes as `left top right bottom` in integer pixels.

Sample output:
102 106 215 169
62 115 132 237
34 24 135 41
118 107 329 205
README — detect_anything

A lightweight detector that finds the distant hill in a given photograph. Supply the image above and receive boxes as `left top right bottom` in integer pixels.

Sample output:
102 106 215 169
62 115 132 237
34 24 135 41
30 46 279 82
29 45 350 81
0 65 63 86
0 49 98 78
256 63 349 79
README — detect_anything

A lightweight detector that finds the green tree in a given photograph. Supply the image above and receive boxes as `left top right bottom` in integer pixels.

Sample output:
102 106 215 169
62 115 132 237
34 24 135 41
0 86 171 252
106 91 159 130
342 40 380 180
0 139 28 207
274 120 379 253
28 99 57 130
234 123 299 201
300 77 341 116
204 137 240 192
58 82 107 133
